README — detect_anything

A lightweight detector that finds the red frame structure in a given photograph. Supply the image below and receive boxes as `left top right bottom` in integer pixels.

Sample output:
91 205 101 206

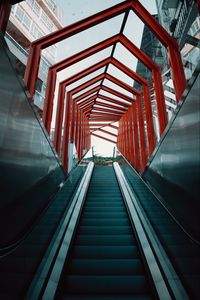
24 0 186 100
0 0 11 33
22 0 187 173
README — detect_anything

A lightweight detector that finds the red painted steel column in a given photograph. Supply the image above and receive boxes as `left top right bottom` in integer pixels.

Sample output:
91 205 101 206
24 44 41 97
121 118 124 155
136 94 147 172
81 113 84 158
82 114 86 152
62 94 72 172
125 113 131 162
152 69 168 135
54 83 65 155
142 84 155 155
70 98 75 143
128 107 135 166
73 102 78 145
0 0 11 33
123 117 126 157
75 108 80 157
126 110 131 162
168 45 187 101
117 120 120 151
42 69 57 134
79 112 83 159
132 103 140 171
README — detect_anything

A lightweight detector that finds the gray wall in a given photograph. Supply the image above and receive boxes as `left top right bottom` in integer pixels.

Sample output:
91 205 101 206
0 35 65 247
144 67 200 241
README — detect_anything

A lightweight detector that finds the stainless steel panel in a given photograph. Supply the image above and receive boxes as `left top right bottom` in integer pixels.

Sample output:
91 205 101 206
0 35 65 247
144 68 200 241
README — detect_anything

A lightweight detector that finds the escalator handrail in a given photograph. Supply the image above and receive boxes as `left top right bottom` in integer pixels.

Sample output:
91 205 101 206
114 162 189 300
25 162 94 300
115 148 200 247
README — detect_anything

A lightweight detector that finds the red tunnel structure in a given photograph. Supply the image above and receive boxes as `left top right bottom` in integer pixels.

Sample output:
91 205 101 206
23 0 186 173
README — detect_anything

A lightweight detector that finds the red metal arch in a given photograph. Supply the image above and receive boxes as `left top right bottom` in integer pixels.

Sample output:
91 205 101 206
24 0 186 102
20 0 187 172
42 34 164 137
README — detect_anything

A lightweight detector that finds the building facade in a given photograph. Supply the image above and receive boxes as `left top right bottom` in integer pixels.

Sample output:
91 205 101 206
136 1 200 139
5 0 64 111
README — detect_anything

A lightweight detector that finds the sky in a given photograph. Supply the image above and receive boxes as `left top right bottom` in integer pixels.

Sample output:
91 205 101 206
55 0 158 157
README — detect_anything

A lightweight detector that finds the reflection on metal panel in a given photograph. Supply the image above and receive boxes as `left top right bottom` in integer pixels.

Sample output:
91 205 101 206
0 35 65 247
144 68 200 241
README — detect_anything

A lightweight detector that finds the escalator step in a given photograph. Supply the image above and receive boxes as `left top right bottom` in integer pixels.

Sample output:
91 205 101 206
84 207 126 212
63 275 149 295
80 218 130 226
61 295 151 300
68 259 144 275
72 246 140 259
82 212 127 219
84 202 124 207
75 235 135 246
78 226 132 235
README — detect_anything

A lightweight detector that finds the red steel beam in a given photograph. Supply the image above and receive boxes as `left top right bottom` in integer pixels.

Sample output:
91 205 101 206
0 0 11 33
42 36 159 147
78 95 97 106
25 0 186 102
127 107 134 166
91 107 124 115
81 101 95 112
75 85 101 103
55 67 149 159
101 85 134 102
91 133 116 144
62 93 72 171
37 35 155 134
136 94 147 172
69 73 105 97
131 103 140 171
94 101 127 112
98 128 118 137
55 57 139 139
90 124 114 131
90 112 122 118
107 58 155 154
97 94 131 107
108 124 118 130
42 34 121 132
79 95 97 108
89 116 120 121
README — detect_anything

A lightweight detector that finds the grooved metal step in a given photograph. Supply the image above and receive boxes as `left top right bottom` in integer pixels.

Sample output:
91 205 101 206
57 166 153 299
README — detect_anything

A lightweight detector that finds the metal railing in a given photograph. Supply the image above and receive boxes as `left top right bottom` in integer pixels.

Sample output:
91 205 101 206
173 0 196 40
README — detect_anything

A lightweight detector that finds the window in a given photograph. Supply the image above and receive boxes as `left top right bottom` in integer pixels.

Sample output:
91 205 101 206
26 0 34 8
11 5 17 15
33 1 40 17
31 22 43 39
23 13 31 30
45 0 56 13
41 11 54 31
15 5 24 22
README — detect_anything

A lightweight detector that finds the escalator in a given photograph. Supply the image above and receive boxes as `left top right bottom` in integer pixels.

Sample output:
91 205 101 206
55 166 155 299
0 162 199 299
